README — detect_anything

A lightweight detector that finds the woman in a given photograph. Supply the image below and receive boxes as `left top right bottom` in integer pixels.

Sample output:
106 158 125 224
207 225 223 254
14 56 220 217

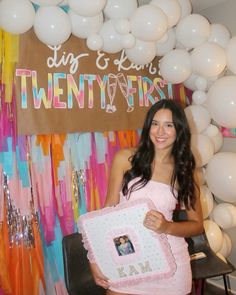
90 99 203 295
117 236 135 256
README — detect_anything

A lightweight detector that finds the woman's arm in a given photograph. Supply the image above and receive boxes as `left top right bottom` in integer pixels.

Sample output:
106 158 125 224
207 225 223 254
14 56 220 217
144 170 204 237
104 148 133 207
144 195 203 237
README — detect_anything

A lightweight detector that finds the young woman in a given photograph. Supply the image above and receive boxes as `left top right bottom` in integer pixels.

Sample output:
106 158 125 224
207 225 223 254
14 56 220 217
90 99 203 295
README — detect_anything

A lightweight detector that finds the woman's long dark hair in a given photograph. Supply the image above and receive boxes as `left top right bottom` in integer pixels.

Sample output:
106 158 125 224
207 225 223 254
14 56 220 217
122 99 198 209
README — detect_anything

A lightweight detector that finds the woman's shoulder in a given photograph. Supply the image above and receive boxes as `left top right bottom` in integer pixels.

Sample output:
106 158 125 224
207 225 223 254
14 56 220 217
114 147 135 160
112 148 135 170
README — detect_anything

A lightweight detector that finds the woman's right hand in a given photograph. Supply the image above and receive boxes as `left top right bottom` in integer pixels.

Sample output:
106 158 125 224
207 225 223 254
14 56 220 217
89 262 109 289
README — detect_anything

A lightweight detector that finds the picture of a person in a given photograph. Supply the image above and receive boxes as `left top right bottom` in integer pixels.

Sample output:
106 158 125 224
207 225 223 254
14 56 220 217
116 235 135 256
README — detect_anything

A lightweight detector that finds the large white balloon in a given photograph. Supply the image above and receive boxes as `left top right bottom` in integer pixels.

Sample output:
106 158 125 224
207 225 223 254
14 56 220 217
159 49 192 84
207 76 236 128
130 5 168 42
226 36 236 74
191 42 226 78
176 14 210 49
99 20 122 54
125 39 156 66
200 185 214 219
204 219 223 253
191 134 214 168
68 0 106 16
156 28 176 56
218 232 232 258
208 23 231 48
205 152 236 203
69 10 103 39
177 0 192 18
150 0 181 28
34 6 71 46
184 105 211 134
103 0 137 19
31 0 63 5
212 203 236 229
0 0 35 34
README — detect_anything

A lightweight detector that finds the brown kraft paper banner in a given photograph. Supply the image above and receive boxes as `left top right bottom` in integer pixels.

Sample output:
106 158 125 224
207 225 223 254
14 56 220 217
15 29 173 135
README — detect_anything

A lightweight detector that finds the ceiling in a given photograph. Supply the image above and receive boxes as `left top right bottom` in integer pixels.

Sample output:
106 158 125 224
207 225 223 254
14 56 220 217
190 0 229 12
138 0 229 12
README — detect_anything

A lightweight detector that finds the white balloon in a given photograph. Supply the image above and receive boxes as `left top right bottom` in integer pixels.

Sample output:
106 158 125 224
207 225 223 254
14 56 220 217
176 14 210 49
226 36 236 74
212 203 236 229
208 23 231 48
219 232 232 258
205 127 223 153
0 0 35 34
130 5 168 42
184 105 211 134
104 0 137 19
34 6 71 46
159 49 192 84
125 39 156 65
216 252 227 263
31 0 63 5
68 0 106 16
86 34 103 51
191 42 226 78
156 28 176 56
114 19 131 35
177 0 192 18
207 76 236 128
99 20 122 53
191 134 214 168
69 10 103 39
192 90 207 105
205 152 236 203
204 124 219 137
121 34 136 49
150 0 181 28
204 219 223 253
200 185 214 219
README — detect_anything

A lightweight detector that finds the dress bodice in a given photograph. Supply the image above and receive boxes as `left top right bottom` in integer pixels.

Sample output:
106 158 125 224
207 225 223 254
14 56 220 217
119 178 178 221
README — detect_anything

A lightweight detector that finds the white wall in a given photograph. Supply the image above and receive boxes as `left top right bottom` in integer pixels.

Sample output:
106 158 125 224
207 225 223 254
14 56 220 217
198 0 236 290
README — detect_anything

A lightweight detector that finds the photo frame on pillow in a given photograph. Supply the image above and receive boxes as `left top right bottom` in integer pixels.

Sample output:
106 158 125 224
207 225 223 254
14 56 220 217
78 198 176 288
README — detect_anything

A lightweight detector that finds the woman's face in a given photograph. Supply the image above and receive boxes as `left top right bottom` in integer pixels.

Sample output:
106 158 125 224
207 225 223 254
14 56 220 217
119 237 126 244
149 108 177 151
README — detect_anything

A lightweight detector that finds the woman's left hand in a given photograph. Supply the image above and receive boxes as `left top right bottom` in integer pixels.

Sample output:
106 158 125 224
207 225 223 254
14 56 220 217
144 210 170 234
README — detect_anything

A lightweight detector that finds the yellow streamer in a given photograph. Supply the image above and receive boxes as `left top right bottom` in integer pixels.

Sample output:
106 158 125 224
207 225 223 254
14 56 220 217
0 29 2 65
1 31 19 103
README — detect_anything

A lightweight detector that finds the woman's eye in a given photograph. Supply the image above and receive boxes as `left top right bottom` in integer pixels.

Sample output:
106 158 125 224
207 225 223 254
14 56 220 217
165 123 174 128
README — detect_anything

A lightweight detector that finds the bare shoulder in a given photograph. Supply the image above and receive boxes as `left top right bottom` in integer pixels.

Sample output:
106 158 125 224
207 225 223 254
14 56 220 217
112 148 135 171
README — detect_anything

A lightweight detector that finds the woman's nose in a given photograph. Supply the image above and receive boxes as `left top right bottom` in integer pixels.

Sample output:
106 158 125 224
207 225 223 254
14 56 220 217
157 125 165 135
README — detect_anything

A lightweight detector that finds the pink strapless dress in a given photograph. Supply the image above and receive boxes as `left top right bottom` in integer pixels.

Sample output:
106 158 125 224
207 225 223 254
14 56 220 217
109 179 192 295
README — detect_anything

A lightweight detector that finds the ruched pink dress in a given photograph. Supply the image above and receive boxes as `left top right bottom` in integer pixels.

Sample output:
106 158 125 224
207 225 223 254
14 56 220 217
109 179 192 295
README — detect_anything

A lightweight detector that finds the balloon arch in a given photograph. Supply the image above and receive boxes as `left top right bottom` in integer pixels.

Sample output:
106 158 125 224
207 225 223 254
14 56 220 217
1 0 236 262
